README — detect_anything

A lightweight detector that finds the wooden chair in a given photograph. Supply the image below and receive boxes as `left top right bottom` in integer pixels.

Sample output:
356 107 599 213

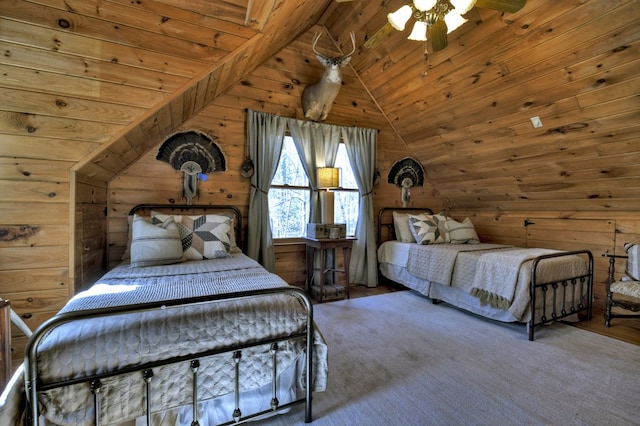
602 243 640 327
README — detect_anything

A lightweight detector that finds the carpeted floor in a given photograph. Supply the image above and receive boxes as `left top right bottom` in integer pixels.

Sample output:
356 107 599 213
261 291 640 426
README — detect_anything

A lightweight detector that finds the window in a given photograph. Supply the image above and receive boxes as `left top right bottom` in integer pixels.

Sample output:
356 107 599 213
269 137 359 238
269 137 310 238
333 144 359 236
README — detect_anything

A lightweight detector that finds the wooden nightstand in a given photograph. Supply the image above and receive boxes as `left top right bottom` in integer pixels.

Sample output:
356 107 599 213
304 237 355 302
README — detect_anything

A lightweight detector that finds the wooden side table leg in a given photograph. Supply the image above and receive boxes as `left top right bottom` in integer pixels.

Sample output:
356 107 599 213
343 246 352 299
319 248 326 302
305 245 313 292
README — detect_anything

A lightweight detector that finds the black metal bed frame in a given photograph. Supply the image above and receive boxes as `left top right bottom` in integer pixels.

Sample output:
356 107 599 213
376 207 593 341
24 204 315 425
25 287 315 425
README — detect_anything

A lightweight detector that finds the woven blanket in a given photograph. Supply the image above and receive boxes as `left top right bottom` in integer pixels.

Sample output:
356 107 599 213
407 243 510 286
470 248 557 309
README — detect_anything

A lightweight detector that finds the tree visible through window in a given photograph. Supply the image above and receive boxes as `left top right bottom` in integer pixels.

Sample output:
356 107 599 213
269 137 359 238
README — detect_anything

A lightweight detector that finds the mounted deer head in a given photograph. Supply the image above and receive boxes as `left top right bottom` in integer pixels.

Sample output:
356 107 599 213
301 32 356 122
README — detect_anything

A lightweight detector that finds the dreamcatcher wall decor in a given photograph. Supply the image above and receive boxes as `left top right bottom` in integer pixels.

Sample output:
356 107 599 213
388 157 425 207
156 130 226 205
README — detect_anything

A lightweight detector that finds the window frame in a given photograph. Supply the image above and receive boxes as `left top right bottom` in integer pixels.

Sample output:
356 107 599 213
269 137 359 241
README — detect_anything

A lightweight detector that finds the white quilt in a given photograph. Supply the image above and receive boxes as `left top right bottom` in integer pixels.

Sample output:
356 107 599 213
31 254 328 426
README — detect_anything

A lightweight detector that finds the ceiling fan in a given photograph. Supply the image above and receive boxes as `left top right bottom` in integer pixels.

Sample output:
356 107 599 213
337 0 527 51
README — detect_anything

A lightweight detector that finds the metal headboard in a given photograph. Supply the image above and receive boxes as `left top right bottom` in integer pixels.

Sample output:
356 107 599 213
128 204 244 251
377 206 434 244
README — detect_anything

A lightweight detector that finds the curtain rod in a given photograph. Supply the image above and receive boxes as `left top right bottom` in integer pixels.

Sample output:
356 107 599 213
244 108 379 133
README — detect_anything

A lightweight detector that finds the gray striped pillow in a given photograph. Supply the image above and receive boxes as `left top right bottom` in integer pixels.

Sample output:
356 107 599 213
130 214 184 267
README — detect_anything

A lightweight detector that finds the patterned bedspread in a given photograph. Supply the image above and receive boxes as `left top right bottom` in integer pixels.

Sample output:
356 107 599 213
32 254 328 425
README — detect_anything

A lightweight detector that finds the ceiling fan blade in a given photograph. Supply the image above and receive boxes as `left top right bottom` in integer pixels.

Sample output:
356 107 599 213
474 0 527 13
429 19 448 51
364 22 395 49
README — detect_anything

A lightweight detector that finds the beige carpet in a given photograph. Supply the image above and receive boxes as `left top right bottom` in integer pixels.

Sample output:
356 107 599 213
262 290 640 426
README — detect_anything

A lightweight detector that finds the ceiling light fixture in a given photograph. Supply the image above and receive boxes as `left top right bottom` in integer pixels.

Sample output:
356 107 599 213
387 0 476 52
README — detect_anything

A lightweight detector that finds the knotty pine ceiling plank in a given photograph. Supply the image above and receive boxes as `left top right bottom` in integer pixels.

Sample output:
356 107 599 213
0 42 188 93
0 86 144 126
154 0 248 26
0 135 97 163
245 0 278 31
3 0 229 62
0 158 72 182
107 0 255 38
0 63 167 109
34 0 252 51
0 19 205 78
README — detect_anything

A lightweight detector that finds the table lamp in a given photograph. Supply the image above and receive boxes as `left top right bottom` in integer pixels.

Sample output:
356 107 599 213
317 167 340 224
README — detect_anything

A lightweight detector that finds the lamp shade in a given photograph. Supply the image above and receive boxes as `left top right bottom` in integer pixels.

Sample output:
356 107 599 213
317 167 340 189
451 0 477 14
444 11 467 33
413 0 437 12
387 5 413 31
408 21 428 41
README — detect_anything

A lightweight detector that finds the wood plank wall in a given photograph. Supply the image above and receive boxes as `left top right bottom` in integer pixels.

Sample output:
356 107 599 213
2 1 638 369
109 25 444 287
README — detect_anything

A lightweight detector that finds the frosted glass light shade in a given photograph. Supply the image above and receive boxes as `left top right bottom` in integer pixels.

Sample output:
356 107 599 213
408 21 428 41
413 0 437 12
387 5 413 31
451 0 477 14
444 11 467 33
317 167 340 189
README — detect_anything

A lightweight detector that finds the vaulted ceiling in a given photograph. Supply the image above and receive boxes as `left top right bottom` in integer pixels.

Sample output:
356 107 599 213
2 0 639 212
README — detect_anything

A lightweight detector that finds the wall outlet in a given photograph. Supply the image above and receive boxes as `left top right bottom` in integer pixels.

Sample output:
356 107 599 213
530 116 543 128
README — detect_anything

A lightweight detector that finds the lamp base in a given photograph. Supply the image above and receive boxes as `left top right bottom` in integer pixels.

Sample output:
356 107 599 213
320 190 334 224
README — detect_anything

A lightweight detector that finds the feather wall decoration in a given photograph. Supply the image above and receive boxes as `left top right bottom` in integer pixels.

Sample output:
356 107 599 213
388 157 425 207
388 157 424 187
156 131 226 204
157 130 226 173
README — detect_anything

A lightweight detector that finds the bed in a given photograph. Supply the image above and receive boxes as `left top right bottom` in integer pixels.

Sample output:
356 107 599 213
377 207 593 340
3 205 328 425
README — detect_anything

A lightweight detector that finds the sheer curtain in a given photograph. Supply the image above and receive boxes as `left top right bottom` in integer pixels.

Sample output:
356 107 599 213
342 126 378 287
246 110 378 285
287 118 341 222
246 110 287 271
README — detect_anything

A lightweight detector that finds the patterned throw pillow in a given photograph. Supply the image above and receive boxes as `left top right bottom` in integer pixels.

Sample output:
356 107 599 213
447 217 480 244
151 212 232 260
408 213 450 245
130 215 184 267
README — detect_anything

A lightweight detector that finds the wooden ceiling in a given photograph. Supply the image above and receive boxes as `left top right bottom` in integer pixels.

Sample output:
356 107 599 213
1 0 639 212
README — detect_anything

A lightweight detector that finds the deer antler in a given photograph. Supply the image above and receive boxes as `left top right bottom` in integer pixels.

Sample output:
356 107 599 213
311 32 357 58
311 33 323 56
345 31 356 57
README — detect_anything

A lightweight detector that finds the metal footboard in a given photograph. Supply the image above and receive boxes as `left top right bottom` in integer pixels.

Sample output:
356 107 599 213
528 250 593 341
24 287 314 425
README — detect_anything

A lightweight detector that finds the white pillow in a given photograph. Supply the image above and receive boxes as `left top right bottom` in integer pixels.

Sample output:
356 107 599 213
130 215 184 267
392 211 416 243
408 213 450 245
121 214 133 260
447 217 480 244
